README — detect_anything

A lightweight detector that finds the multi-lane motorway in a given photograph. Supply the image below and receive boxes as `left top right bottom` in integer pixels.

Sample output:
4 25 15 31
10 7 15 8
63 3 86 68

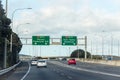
0 60 120 80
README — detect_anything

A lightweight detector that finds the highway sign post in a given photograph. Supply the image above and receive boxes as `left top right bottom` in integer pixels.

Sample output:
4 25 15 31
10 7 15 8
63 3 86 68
61 36 77 45
32 36 50 45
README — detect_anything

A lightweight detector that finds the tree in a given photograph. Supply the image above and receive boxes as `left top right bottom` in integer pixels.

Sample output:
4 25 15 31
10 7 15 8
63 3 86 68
0 0 22 68
70 49 91 58
0 0 12 36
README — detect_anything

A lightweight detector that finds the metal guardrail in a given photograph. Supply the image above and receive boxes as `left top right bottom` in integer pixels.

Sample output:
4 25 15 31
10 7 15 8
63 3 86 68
0 61 21 75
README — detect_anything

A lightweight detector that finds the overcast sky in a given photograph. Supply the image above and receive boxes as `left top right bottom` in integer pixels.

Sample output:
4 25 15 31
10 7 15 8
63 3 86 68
2 0 120 57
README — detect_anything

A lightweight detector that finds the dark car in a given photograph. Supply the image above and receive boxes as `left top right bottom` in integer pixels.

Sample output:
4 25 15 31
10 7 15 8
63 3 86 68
62 58 67 61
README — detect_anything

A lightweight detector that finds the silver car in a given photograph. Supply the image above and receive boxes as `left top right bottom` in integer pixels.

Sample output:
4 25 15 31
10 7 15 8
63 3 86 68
31 60 37 66
37 60 47 68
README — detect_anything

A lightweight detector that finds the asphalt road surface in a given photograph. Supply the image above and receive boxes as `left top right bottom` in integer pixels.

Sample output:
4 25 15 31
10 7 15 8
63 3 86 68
0 60 120 80
0 61 29 80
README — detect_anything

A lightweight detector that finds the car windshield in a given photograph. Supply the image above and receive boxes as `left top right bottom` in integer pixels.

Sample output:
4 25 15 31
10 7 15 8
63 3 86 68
31 60 37 61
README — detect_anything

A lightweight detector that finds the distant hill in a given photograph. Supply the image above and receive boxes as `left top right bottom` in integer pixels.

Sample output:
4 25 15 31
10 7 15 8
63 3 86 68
19 54 31 57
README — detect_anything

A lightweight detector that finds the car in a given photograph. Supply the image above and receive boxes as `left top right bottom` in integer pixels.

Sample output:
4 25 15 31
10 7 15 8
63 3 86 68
61 58 67 61
68 59 76 65
37 60 47 68
31 60 37 66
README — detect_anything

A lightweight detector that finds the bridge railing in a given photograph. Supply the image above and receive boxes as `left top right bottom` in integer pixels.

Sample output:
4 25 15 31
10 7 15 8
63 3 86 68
0 61 21 75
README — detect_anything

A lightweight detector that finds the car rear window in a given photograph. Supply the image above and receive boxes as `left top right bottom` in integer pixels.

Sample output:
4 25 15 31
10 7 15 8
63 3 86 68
72 59 75 60
38 61 45 62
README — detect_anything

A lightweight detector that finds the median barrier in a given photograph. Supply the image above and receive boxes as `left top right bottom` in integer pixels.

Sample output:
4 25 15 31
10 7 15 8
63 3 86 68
0 61 21 75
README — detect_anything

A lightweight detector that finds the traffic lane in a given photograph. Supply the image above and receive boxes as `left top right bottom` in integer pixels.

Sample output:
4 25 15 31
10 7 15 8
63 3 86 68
60 60 120 74
49 61 120 80
0 61 29 80
24 65 69 80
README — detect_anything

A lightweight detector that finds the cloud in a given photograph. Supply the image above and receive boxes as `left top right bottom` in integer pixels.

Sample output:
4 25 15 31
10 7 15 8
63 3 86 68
10 0 120 37
19 11 120 36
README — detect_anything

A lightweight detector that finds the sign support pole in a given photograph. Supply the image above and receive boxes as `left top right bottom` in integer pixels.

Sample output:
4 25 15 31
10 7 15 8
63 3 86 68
85 36 87 59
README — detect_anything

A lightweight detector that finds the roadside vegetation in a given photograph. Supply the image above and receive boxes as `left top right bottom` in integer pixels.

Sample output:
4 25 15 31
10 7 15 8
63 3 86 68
0 1 22 69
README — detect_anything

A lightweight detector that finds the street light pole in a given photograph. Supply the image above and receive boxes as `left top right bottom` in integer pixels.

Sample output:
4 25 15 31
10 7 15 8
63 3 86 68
5 0 8 16
118 40 120 56
111 33 113 60
10 8 32 52
102 35 104 58
91 40 93 59
16 23 30 33
3 0 8 69
85 36 87 59
77 45 79 59
11 8 32 29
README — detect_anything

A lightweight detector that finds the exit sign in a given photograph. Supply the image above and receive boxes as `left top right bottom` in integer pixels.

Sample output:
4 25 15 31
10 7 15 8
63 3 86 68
32 36 50 45
61 36 77 45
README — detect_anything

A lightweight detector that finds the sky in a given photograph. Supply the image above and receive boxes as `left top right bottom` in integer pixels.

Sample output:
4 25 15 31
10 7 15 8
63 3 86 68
1 0 120 57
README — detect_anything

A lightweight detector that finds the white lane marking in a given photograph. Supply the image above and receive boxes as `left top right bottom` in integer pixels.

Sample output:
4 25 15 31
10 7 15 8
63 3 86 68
20 62 31 80
50 61 120 78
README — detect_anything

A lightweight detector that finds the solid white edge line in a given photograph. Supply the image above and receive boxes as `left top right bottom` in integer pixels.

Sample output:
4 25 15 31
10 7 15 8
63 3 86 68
20 61 31 80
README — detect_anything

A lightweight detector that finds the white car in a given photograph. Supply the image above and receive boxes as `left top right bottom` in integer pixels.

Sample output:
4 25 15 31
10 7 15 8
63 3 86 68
31 60 37 66
37 60 47 68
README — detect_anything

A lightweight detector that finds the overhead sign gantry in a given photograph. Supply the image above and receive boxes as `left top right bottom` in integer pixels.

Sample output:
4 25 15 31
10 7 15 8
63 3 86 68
20 36 87 59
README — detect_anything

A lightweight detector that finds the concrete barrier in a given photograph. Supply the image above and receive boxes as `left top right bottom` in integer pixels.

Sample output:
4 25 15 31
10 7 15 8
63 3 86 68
76 58 120 66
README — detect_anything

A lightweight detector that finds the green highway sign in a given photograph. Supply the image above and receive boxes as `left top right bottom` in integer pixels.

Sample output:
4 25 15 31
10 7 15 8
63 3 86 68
32 36 50 45
61 36 77 45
